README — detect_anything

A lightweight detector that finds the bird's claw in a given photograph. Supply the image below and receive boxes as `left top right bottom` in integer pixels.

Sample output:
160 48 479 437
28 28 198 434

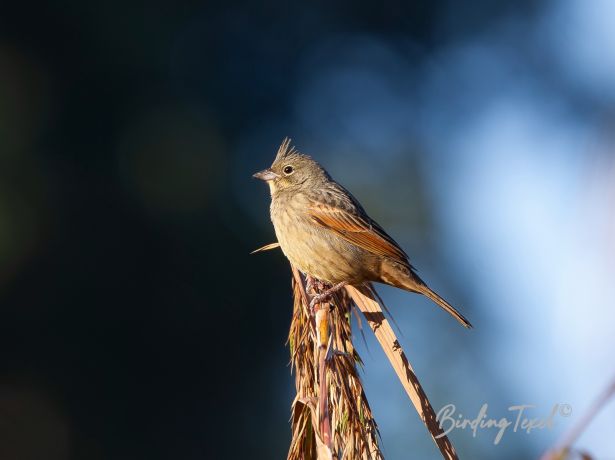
305 275 316 296
309 293 331 313
308 281 348 314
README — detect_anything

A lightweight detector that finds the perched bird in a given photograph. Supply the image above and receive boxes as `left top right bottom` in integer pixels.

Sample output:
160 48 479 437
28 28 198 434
253 138 472 328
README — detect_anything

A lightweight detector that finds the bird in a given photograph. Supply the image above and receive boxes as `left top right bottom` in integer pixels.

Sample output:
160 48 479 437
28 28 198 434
253 138 472 328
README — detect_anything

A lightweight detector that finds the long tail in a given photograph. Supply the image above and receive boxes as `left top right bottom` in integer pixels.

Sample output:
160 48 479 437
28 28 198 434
414 283 472 329
381 262 473 328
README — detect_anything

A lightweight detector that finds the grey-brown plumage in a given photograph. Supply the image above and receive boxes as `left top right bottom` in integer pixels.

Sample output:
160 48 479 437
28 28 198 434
253 138 472 328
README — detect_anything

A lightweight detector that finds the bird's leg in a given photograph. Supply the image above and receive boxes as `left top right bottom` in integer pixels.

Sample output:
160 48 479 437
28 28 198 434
305 274 316 296
309 281 348 311
305 275 323 315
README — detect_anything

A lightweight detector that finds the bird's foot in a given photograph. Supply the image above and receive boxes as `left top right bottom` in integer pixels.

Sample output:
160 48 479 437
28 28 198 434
305 275 316 296
309 281 348 312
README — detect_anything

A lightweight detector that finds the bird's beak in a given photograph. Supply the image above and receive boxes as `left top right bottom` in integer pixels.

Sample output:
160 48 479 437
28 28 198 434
252 168 279 181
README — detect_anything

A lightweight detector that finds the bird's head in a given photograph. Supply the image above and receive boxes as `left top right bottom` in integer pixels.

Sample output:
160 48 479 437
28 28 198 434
253 138 329 195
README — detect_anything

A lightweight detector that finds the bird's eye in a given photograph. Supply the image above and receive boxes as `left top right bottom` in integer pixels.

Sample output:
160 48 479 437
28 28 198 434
283 165 294 175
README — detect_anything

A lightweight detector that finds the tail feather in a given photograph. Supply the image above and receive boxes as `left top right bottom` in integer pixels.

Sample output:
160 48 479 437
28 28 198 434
414 283 473 329
380 262 473 328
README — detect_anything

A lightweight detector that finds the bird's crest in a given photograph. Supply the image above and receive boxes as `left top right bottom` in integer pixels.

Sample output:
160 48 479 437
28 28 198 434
275 137 297 162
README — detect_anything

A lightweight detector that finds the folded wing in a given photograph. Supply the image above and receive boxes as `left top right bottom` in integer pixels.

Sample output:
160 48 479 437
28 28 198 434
308 201 411 269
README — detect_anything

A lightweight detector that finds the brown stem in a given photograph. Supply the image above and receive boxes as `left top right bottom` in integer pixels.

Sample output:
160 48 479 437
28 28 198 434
315 302 333 453
287 265 383 460
540 375 615 460
347 284 459 460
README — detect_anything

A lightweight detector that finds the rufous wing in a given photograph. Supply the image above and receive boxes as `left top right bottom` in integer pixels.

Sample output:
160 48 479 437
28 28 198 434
307 201 409 266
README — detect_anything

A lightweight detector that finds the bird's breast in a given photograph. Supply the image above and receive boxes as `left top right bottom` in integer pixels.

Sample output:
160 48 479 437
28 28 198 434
269 194 372 284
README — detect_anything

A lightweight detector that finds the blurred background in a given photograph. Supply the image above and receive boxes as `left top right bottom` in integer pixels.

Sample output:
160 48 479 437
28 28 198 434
1 1 614 459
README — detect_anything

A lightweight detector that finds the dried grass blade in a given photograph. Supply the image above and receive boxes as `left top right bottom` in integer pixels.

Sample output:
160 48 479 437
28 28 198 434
346 284 458 460
250 242 281 254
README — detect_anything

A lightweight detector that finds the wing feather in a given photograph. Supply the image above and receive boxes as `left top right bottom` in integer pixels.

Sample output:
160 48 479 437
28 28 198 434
308 201 410 267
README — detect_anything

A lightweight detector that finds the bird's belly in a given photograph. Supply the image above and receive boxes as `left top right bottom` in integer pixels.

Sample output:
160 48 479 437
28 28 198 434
272 214 366 284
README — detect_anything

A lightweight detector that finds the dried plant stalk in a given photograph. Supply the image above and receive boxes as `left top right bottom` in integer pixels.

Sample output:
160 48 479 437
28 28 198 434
347 285 458 460
254 243 462 460
540 375 615 460
286 263 460 460
288 265 383 460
